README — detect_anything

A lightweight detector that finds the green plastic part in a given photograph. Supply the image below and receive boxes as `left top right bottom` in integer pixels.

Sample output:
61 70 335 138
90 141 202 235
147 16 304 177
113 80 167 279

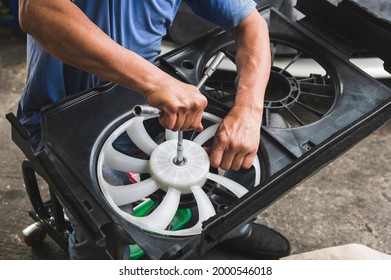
128 199 192 260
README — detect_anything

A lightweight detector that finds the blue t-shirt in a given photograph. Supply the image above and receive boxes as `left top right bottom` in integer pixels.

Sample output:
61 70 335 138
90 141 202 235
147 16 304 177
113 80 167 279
17 0 256 150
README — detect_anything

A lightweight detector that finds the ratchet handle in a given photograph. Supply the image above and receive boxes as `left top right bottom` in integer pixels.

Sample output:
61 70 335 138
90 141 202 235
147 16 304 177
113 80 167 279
197 51 226 89
134 51 226 117
133 104 161 117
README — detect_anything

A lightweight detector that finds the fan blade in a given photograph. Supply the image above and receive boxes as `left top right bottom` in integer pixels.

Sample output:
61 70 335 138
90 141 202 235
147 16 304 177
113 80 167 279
191 185 216 222
207 173 248 198
193 123 219 145
125 117 158 155
165 129 178 141
253 156 261 188
202 112 223 123
165 186 215 236
103 145 149 173
102 178 158 206
139 188 181 229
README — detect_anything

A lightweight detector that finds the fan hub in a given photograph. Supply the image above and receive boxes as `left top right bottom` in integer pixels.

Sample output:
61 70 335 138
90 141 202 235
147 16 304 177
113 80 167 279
149 139 210 194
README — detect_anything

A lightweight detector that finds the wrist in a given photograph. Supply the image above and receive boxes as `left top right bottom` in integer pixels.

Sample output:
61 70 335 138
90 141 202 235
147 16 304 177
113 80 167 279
232 94 264 117
229 104 263 125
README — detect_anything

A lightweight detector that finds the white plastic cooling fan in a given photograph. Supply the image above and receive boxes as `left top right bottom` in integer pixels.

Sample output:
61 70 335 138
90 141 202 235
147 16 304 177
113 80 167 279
96 111 261 236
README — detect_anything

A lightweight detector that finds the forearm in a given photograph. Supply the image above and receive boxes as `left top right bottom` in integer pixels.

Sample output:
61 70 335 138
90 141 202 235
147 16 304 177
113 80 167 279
19 0 168 96
209 10 270 170
19 0 207 132
231 10 271 122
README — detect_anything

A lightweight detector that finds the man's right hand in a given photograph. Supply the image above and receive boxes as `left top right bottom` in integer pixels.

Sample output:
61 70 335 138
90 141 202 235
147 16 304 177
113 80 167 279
144 79 207 132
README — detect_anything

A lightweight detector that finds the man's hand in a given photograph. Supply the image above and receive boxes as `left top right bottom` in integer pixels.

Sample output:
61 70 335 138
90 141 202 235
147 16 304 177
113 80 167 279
210 106 262 171
209 9 270 171
144 79 207 132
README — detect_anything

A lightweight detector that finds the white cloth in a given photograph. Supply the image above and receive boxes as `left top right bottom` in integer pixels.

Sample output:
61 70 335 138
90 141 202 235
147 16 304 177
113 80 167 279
281 244 391 260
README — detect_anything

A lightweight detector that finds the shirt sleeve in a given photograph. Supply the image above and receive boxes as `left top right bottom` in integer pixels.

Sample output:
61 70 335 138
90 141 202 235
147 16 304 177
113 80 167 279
184 0 257 31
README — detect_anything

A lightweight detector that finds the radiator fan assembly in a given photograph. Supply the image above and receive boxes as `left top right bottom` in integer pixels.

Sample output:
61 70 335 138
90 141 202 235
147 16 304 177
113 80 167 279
8 0 391 259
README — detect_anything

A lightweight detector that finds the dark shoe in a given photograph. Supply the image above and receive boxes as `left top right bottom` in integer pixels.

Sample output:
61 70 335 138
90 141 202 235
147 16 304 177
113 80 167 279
217 223 291 259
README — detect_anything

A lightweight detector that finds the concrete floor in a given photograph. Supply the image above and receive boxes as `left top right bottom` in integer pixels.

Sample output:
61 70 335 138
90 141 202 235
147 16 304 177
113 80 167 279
0 26 390 260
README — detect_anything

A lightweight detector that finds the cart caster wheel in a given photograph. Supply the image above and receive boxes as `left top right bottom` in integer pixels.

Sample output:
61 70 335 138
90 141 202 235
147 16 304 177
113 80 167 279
22 222 47 246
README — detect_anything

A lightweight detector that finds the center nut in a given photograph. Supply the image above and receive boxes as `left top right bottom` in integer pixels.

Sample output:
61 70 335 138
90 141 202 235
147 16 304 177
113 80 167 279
149 139 210 194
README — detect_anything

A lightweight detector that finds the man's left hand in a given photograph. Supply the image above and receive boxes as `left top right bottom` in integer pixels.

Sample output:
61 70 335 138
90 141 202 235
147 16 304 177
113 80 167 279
209 106 262 171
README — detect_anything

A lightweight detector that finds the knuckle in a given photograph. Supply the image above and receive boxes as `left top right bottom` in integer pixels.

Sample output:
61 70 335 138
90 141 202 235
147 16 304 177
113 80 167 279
198 95 207 108
220 162 229 171
162 114 176 130
210 159 219 168
243 154 256 169
172 122 182 131
231 164 240 171
229 142 240 151
241 161 252 170
215 133 228 146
